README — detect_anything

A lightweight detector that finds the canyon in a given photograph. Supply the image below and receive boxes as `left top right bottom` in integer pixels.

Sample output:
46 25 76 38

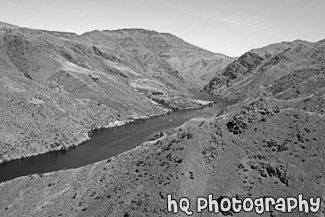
0 21 324 217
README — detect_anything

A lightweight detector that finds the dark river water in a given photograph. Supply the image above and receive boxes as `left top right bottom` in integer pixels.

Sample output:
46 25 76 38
0 91 235 182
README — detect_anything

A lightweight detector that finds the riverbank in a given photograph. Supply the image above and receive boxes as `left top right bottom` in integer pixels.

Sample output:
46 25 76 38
0 109 167 165
0 97 214 165
1 95 323 216
0 95 233 182
196 89 239 102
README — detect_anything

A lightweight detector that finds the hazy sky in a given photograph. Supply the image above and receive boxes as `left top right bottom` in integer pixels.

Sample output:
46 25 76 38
1 0 324 56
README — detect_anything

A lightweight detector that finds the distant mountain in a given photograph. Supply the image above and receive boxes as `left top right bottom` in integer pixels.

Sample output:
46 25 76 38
0 22 231 163
79 28 233 86
204 39 325 100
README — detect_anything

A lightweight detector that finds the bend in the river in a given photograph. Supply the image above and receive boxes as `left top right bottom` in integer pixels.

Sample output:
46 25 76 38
0 92 235 182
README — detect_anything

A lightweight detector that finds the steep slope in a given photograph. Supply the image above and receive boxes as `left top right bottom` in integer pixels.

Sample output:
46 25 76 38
0 27 168 163
205 39 325 100
183 56 234 85
0 31 324 217
0 96 324 217
80 29 233 86
0 23 230 163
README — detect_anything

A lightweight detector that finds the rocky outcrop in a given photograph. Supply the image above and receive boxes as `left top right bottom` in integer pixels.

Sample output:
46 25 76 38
205 39 325 100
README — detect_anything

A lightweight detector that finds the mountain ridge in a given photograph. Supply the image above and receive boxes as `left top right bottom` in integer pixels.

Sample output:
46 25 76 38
204 38 325 100
0 21 324 217
0 21 232 163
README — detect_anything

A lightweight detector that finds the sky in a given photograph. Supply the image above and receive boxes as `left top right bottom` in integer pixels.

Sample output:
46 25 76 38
1 0 324 56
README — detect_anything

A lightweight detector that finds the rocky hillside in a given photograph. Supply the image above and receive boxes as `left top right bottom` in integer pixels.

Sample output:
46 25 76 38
0 22 230 163
204 39 325 100
79 28 233 86
0 24 323 217
1 37 324 216
0 95 324 217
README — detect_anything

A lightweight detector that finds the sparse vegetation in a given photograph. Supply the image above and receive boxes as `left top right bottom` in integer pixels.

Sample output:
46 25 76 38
0 22 324 217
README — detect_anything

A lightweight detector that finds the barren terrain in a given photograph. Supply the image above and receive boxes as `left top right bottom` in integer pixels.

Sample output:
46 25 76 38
0 21 324 217
1 95 324 217
0 22 231 163
205 39 325 100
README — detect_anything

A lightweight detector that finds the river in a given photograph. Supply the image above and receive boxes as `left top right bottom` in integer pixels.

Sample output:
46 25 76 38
0 92 235 182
